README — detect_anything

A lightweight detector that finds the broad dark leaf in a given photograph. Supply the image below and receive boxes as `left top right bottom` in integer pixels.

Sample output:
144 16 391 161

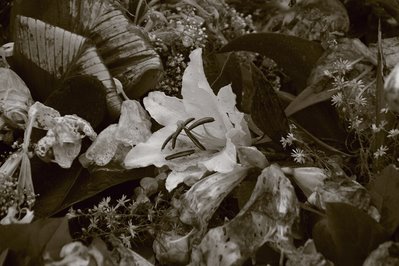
209 52 254 113
13 15 116 125
12 0 163 99
220 33 324 91
250 64 289 142
55 167 154 214
369 165 399 234
0 217 72 265
32 158 86 219
313 202 389 266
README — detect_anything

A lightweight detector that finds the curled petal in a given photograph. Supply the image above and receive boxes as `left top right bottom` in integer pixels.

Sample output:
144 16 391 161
165 167 207 192
237 146 268 169
201 132 237 173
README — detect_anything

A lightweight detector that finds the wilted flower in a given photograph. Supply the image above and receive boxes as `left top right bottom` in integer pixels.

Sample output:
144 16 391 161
0 206 34 225
30 102 96 168
190 165 299 265
124 48 265 191
81 100 152 167
308 178 380 221
364 241 399 266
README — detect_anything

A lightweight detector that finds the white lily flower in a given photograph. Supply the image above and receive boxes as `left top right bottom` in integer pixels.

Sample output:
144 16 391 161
124 48 262 191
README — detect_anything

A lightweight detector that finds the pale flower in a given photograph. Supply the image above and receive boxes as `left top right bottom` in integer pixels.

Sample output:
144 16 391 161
388 129 399 138
291 148 307 164
124 48 264 191
374 145 388 159
0 206 34 225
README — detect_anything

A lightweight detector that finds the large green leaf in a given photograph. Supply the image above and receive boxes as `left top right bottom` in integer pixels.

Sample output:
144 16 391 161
313 202 389 266
12 0 163 100
0 217 72 265
220 33 324 92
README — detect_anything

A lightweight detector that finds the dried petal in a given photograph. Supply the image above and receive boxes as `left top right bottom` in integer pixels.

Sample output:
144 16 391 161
364 241 399 266
190 164 299 265
286 239 333 266
0 206 34 225
178 166 248 230
153 231 191 265
115 100 152 146
308 177 380 221
0 67 33 129
84 124 119 167
282 166 327 197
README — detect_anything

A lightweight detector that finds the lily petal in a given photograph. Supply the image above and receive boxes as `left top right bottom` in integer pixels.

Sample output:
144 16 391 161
217 85 251 146
182 49 228 139
165 167 208 192
124 126 176 169
144 91 188 126
201 133 237 173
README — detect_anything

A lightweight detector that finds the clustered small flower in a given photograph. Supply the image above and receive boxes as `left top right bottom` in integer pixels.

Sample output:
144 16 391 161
68 192 169 248
220 4 255 42
156 53 187 95
327 56 399 174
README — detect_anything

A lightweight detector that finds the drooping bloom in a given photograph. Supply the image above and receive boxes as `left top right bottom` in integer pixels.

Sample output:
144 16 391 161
124 48 266 191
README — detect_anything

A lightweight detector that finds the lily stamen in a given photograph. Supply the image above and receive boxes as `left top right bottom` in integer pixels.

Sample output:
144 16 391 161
161 117 214 151
165 149 196 160
183 127 206 150
162 117 195 150
187 117 215 130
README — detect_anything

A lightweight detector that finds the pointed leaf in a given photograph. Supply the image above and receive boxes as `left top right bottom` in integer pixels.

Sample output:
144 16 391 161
220 33 324 91
313 202 389 266
32 158 85 218
55 167 154 214
250 64 289 142
369 165 399 234
0 217 72 263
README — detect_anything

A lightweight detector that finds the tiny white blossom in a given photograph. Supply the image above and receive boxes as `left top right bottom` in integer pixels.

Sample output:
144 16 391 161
331 92 343 107
333 58 352 74
374 145 388 159
349 117 363 130
388 129 399 138
291 148 307 164
280 133 296 149
355 95 367 106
